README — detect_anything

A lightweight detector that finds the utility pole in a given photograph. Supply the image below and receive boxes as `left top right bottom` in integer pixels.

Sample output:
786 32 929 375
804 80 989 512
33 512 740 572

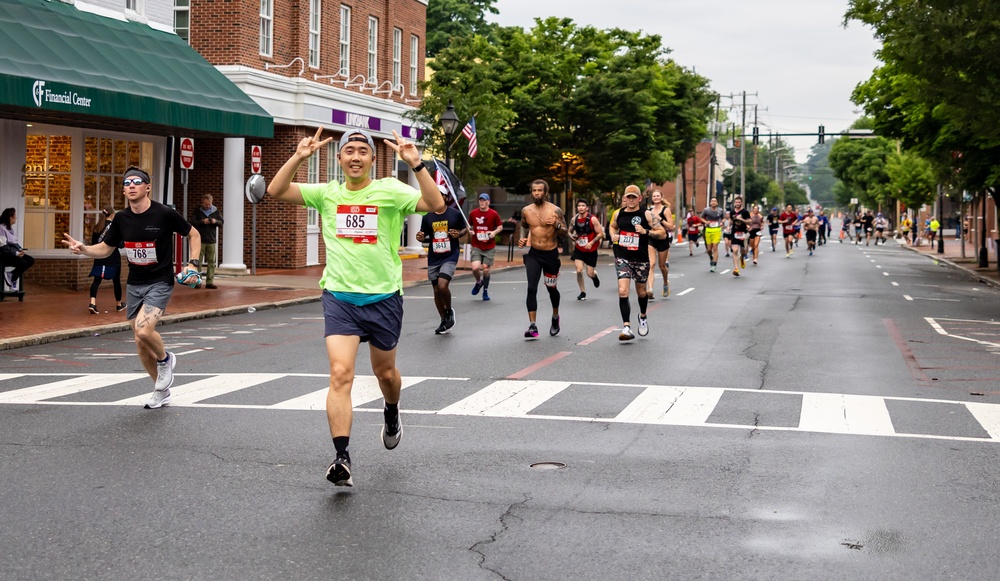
753 105 758 172
709 94 721 212
740 91 746 201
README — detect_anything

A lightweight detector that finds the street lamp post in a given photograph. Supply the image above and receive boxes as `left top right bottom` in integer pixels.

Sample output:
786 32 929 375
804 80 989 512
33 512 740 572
937 184 945 254
440 100 460 171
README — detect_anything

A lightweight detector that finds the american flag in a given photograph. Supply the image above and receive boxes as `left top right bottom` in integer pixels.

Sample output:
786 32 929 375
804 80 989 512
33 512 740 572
461 116 478 158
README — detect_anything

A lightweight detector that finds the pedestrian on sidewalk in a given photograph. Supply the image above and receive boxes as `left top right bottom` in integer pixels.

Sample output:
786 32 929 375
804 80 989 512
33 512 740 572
63 167 201 410
416 192 466 334
0 208 34 291
191 194 223 289
266 127 443 487
87 207 125 314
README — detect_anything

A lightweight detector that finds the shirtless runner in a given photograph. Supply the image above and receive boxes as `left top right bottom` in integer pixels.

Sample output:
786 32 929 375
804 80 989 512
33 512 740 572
518 179 567 338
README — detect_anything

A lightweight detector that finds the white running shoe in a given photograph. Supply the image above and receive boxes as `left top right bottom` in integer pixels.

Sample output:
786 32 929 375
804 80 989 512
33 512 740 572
154 351 176 391
637 316 649 337
619 326 635 341
143 388 171 409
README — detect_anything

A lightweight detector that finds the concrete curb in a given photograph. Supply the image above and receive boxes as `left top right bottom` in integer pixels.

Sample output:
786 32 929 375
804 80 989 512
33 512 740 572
0 264 526 351
898 242 1000 290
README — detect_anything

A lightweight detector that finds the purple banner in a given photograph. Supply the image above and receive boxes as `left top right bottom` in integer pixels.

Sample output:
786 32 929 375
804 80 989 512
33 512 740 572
401 125 424 140
332 109 381 131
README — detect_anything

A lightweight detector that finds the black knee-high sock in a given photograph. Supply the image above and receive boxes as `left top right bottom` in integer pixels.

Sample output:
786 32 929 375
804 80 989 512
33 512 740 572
619 297 631 323
483 274 490 289
638 295 648 316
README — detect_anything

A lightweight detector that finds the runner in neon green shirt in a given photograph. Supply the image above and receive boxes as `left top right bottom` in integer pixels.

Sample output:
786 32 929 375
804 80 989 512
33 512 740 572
267 127 444 487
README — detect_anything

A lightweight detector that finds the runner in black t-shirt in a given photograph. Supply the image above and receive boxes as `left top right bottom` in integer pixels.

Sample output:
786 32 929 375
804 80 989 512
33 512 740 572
727 196 751 276
766 207 781 252
609 185 666 341
64 167 200 410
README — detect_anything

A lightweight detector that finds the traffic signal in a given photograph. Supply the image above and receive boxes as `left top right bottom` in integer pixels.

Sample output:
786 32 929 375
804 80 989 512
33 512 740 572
818 125 825 144
752 126 759 145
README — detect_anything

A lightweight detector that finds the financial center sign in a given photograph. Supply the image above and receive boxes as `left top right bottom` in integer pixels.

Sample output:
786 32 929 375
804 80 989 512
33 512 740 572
32 80 93 109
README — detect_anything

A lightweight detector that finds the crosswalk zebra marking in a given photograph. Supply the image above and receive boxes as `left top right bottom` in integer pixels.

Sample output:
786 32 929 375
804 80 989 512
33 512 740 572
3 374 1000 443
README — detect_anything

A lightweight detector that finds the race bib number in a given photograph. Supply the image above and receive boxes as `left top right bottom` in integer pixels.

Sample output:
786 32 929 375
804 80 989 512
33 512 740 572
708 221 720 228
734 232 747 240
619 231 640 251
576 234 593 248
124 241 157 265
543 273 559 288
336 205 379 244
432 221 451 253
476 230 493 242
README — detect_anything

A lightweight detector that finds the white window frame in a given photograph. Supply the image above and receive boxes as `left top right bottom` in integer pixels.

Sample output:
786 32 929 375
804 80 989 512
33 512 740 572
367 16 378 85
409 35 419 96
339 5 351 76
392 28 402 91
307 154 320 228
309 0 322 68
125 0 144 14
173 0 190 44
259 0 273 57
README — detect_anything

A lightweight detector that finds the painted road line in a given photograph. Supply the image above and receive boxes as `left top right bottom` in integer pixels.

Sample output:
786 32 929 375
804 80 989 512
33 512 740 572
578 327 618 346
925 318 1000 349
613 385 686 423
965 403 1000 439
883 272 890 276
0 373 147 403
676 288 695 297
885 318 931 383
799 392 895 436
891 282 899 286
904 295 914 301
269 375 455 410
118 373 287 406
506 351 573 380
439 379 570 417
719 269 731 275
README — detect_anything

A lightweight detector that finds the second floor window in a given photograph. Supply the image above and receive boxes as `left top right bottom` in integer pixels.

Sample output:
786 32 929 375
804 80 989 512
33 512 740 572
309 0 322 68
339 5 351 76
126 0 144 13
409 35 419 96
367 17 378 85
392 28 402 91
173 0 189 43
260 0 273 57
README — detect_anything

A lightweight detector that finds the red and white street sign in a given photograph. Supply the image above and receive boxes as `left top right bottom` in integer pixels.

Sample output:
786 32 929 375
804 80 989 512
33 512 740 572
250 144 262 174
179 137 194 170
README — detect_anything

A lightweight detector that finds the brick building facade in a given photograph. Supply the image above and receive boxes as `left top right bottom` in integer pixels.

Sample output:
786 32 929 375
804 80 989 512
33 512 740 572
181 0 428 273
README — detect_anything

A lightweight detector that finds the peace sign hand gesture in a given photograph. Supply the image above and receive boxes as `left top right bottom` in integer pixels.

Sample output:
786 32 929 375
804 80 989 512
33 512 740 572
385 130 421 168
296 126 333 160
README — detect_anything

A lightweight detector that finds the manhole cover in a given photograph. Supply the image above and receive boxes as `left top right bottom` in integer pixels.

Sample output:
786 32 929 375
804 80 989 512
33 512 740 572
530 462 566 470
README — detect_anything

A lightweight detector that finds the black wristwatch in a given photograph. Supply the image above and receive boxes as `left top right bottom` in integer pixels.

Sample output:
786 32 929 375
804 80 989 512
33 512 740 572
411 161 426 173
188 259 201 268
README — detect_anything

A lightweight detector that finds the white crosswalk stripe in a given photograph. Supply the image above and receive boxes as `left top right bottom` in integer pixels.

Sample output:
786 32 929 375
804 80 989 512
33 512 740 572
2 374 999 443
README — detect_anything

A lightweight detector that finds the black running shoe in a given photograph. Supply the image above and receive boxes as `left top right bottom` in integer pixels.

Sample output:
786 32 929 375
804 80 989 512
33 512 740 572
592 273 600 288
445 308 456 331
549 316 560 336
524 323 539 339
434 320 448 334
577 292 586 301
326 454 353 486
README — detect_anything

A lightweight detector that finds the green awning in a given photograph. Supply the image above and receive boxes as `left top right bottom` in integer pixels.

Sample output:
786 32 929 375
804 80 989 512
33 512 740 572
0 0 272 138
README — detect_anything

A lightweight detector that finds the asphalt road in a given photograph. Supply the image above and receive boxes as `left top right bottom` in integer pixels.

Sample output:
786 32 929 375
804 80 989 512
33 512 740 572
2 237 999 580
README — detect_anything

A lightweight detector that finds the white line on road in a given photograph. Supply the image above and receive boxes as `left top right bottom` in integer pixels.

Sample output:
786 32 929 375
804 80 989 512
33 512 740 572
883 272 890 276
903 295 914 301
925 317 1000 348
719 269 731 275
891 282 899 286
676 288 695 297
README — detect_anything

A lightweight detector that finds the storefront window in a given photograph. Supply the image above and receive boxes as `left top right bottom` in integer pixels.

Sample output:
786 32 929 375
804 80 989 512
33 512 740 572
23 130 155 250
23 135 72 250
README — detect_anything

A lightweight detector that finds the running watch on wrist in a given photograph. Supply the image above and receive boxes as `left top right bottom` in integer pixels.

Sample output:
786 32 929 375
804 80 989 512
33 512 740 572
411 161 426 173
188 259 201 268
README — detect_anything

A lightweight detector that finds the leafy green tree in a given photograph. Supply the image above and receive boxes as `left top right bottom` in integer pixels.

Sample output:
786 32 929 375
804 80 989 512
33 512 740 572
425 0 498 56
847 0 1000 269
827 130 894 208
414 17 714 201
803 141 838 208
783 182 809 206
885 150 936 210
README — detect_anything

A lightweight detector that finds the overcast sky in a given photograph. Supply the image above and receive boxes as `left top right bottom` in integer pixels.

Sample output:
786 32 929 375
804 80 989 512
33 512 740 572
491 0 882 163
